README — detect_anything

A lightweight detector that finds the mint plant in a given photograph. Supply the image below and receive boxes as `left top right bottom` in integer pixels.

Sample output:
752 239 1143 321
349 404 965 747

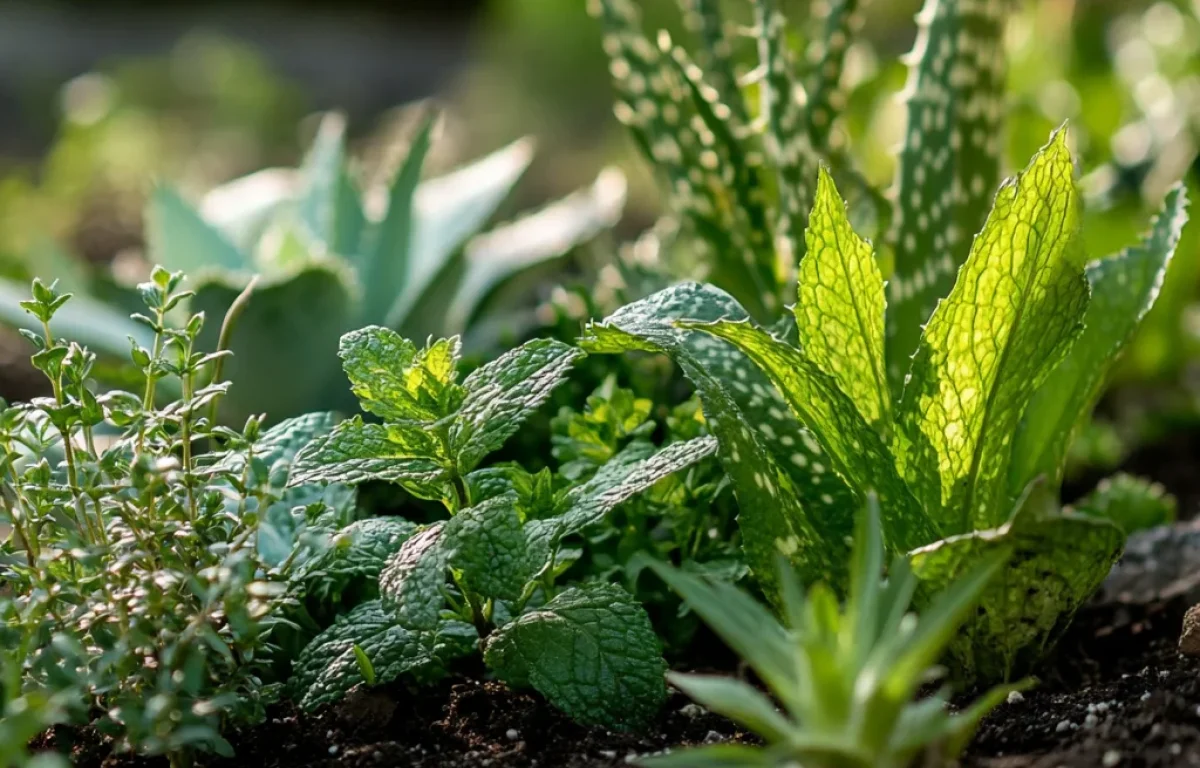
0 111 625 426
584 132 1190 682
283 326 716 728
0 273 347 765
646 495 1021 768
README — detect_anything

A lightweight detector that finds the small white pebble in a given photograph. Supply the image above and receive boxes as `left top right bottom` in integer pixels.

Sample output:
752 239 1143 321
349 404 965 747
1084 713 1099 729
599 750 617 759
703 730 724 744
506 728 520 741
1056 720 1073 733
328 746 339 756
1102 749 1121 767
1159 670 1171 678
1141 692 1152 701
1171 743 1183 755
679 703 706 718
1006 690 1025 705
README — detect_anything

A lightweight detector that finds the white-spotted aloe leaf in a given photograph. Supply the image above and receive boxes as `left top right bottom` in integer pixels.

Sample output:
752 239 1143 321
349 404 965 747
691 319 936 554
893 130 1090 535
482 582 666 730
580 284 854 593
443 494 530 602
338 326 462 424
289 599 475 711
803 0 862 150
797 168 890 428
886 0 1013 390
754 0 819 256
676 0 746 124
1010 184 1190 493
450 339 583 473
908 481 1123 683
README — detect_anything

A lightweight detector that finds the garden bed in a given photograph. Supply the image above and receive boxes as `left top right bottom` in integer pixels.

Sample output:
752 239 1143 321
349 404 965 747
37 433 1200 768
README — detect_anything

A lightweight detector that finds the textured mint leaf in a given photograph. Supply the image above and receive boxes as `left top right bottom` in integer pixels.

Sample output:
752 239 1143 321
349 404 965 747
257 412 339 470
894 131 1089 534
379 523 449 631
1011 184 1190 493
483 582 666 729
339 326 462 423
289 418 447 498
1072 472 1176 535
886 0 1011 390
289 599 475 710
908 484 1123 683
444 495 530 602
580 284 852 592
803 0 861 149
450 339 583 472
292 518 418 605
559 437 717 536
691 319 936 554
797 168 890 427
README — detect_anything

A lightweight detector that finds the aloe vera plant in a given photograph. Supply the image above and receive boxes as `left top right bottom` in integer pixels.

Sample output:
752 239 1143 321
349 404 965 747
0 112 625 426
583 131 1190 682
647 495 1021 768
591 0 1001 373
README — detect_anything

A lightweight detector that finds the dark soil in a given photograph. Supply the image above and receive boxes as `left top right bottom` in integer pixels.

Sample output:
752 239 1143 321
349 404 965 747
38 432 1200 768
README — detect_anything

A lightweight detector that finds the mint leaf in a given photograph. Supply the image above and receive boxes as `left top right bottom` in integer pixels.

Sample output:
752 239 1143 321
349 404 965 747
483 582 666 729
886 0 1009 390
289 418 446 495
1072 472 1176 535
1011 184 1190 492
894 130 1090 534
290 600 475 710
690 319 936 554
379 523 449 631
444 494 530 602
797 168 890 427
450 339 583 472
908 483 1123 683
581 283 851 591
292 517 418 605
339 326 462 423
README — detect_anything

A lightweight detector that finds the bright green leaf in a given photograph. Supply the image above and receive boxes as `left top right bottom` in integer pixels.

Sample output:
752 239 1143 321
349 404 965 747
894 130 1089 534
338 325 462 423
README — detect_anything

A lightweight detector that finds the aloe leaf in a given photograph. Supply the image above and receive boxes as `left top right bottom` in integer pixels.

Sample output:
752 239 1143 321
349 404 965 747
1011 184 1190 493
676 0 746 123
581 284 853 592
754 0 820 262
0 278 154 357
363 112 436 326
333 165 368 262
692 319 936 554
803 0 863 149
894 130 1089 534
200 168 299 253
908 482 1123 683
191 261 356 425
146 185 250 274
797 168 889 428
387 138 534 330
297 112 348 246
447 168 627 334
886 0 1012 390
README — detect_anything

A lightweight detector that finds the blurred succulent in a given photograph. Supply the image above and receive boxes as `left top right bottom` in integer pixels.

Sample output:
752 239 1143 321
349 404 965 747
0 112 626 426
1072 472 1177 535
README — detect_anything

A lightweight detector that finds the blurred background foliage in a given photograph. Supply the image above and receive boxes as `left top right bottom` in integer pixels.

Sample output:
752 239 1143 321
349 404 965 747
0 0 1197 459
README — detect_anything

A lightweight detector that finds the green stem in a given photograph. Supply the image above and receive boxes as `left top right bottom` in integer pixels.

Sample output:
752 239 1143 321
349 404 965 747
207 276 259 436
